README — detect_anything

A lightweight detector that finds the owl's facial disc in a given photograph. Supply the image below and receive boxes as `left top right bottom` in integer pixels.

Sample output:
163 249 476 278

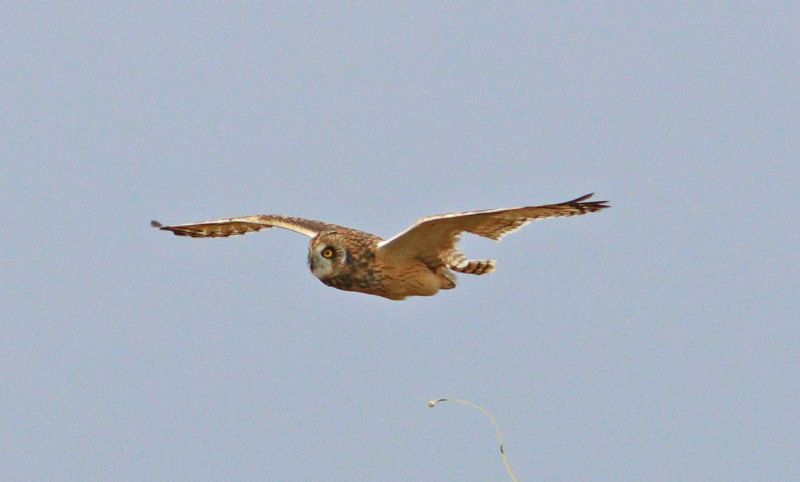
309 238 345 279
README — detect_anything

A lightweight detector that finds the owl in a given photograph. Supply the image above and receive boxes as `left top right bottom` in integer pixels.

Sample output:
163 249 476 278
151 193 609 300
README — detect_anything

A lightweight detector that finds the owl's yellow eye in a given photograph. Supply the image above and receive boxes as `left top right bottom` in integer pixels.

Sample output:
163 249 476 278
321 247 334 259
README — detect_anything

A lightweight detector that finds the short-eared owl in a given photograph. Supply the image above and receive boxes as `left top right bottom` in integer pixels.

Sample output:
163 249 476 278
151 194 609 300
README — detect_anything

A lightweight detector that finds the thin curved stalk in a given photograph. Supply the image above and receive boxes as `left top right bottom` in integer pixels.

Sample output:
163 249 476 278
428 398 520 482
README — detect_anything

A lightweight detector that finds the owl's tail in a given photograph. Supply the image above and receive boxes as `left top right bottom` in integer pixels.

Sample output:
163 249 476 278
446 251 497 275
449 259 496 275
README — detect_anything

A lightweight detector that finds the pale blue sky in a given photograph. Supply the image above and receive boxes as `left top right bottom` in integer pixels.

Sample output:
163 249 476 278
3 3 798 481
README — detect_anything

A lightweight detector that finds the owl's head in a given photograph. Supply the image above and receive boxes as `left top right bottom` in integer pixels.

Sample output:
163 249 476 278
308 232 348 280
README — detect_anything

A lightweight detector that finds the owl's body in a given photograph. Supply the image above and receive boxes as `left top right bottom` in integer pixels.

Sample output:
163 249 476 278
308 229 454 300
152 194 609 300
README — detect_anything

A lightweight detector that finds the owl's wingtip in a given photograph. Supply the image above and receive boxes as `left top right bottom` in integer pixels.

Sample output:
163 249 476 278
569 193 610 210
150 220 163 228
570 193 596 203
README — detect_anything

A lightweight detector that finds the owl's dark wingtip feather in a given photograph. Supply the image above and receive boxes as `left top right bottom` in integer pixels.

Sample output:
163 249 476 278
569 193 595 203
587 200 611 212
567 193 610 211
150 220 163 228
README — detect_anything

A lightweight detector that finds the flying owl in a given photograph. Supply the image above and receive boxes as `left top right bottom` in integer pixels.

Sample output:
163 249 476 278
151 193 609 300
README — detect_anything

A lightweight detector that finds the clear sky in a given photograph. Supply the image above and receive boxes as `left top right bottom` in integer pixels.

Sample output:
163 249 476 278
3 3 798 481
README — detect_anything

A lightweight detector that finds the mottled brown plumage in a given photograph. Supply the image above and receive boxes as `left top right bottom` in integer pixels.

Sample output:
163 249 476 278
151 193 609 300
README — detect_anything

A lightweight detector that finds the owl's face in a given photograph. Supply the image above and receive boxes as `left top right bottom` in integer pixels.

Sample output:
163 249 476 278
308 232 348 280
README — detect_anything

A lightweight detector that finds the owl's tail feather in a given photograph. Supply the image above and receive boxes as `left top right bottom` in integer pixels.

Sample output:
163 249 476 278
449 259 496 275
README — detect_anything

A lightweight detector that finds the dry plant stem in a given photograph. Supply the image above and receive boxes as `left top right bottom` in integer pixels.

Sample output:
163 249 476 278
428 398 520 482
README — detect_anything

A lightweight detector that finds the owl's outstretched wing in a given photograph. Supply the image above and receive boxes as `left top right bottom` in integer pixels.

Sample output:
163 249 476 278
376 193 609 270
150 215 343 238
